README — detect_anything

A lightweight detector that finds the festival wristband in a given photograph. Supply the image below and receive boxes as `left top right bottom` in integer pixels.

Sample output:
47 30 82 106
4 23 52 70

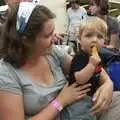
51 99 63 112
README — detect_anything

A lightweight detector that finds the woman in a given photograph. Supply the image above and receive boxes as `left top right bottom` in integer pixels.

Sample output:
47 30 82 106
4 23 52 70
0 2 119 120
0 2 91 120
88 0 119 49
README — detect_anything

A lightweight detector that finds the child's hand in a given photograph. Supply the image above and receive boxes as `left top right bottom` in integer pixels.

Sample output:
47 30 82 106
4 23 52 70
89 46 101 67
89 55 101 67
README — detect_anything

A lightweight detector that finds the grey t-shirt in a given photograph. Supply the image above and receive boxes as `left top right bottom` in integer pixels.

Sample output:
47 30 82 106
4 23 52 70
107 16 119 37
0 46 67 120
107 16 120 48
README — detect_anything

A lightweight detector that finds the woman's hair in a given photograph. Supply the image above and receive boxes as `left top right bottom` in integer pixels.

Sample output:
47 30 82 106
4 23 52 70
89 0 109 15
0 3 55 68
79 17 108 40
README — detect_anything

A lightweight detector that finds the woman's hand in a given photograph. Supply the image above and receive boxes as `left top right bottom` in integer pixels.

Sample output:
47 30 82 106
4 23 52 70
91 82 113 115
56 83 91 107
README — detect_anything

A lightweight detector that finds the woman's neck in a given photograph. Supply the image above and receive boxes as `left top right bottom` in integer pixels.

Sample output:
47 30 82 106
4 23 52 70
24 55 46 67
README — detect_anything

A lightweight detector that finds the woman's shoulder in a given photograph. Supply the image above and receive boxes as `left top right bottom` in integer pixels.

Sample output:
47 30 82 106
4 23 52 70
51 45 68 58
0 59 23 95
50 45 68 66
0 59 20 82
0 59 15 75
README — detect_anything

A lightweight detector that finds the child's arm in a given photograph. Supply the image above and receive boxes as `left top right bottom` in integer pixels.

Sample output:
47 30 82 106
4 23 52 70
74 62 96 84
74 47 101 84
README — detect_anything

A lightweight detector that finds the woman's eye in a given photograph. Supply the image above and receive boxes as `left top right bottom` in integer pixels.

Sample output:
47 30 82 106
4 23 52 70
45 31 54 38
45 34 52 38
45 35 50 38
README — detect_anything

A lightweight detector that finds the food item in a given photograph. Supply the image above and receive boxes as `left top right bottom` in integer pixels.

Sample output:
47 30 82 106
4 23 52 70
91 46 99 56
91 46 102 73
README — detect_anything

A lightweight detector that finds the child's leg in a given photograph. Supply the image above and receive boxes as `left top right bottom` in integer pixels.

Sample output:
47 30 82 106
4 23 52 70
61 96 96 120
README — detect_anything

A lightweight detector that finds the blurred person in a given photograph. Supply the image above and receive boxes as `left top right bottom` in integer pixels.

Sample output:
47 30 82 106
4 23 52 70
88 0 119 49
0 2 92 120
67 0 87 53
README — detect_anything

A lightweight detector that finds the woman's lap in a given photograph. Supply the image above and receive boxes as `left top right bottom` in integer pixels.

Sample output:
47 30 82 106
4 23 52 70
98 91 120 120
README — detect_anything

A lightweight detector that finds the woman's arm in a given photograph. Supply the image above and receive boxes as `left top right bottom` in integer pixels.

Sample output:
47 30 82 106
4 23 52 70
91 68 113 115
100 68 113 84
0 91 60 120
0 92 24 120
0 83 91 120
31 83 91 120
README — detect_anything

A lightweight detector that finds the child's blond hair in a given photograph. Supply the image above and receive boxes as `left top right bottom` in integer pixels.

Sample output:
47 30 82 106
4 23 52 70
79 17 108 41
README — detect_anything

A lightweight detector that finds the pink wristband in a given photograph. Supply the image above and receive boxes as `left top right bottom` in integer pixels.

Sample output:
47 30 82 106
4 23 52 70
51 99 63 111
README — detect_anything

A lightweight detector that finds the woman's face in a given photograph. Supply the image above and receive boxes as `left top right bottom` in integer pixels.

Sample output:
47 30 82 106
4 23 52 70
89 2 101 16
35 19 55 55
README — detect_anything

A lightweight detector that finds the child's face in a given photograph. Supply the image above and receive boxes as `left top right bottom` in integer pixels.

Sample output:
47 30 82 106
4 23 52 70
78 27 105 54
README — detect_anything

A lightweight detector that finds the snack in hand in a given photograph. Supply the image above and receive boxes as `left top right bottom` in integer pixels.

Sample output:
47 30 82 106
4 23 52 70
91 46 102 73
91 46 99 57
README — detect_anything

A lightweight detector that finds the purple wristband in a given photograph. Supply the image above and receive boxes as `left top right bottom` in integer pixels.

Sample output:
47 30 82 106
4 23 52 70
51 99 63 111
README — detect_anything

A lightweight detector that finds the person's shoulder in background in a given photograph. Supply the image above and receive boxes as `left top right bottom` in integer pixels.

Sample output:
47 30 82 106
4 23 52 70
117 15 120 23
107 15 119 34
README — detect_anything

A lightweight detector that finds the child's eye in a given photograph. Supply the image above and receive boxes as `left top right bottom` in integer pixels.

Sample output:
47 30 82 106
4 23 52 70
97 35 103 39
85 34 92 37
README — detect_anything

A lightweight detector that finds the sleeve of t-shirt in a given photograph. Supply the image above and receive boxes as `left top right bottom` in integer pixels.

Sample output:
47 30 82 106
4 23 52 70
0 63 22 95
53 45 69 69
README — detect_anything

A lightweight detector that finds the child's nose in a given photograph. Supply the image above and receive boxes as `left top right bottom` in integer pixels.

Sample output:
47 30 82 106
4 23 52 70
92 36 98 43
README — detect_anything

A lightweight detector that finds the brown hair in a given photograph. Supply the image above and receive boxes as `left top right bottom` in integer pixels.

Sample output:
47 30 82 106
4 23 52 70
69 0 79 5
89 0 108 15
0 3 55 68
